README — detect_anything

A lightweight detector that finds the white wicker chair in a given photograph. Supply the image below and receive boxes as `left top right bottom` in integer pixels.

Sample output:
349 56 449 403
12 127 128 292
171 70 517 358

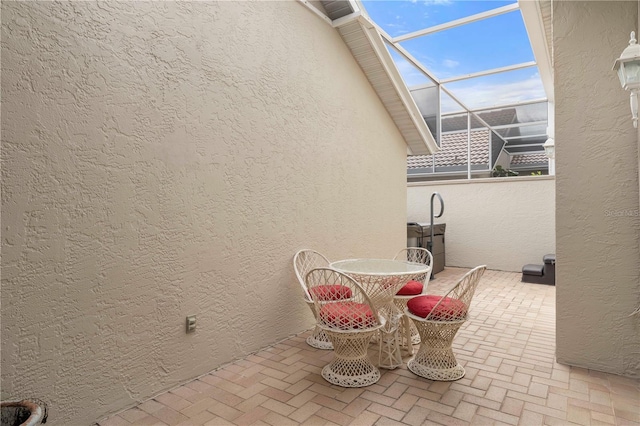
393 248 433 355
405 265 486 381
294 249 350 350
305 267 385 387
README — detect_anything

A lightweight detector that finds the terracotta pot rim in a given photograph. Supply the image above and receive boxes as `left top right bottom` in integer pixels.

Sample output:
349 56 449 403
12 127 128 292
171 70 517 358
1 400 45 426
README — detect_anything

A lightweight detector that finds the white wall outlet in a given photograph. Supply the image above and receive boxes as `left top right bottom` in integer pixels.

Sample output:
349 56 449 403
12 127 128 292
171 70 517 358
186 315 196 333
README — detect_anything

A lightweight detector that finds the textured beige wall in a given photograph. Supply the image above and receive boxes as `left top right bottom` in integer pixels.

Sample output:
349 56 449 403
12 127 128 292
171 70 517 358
407 177 555 272
554 1 640 378
1 2 410 423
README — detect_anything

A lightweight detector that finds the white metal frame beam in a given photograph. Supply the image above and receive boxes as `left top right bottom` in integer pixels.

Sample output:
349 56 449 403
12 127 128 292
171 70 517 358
440 98 549 117
440 61 537 84
505 150 546 155
380 32 441 85
491 120 547 130
392 3 520 43
503 134 548 141
464 98 548 113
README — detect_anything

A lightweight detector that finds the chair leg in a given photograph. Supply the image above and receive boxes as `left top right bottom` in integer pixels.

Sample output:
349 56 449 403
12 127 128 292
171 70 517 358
401 315 422 350
306 325 333 350
322 330 380 387
410 321 421 345
407 320 465 381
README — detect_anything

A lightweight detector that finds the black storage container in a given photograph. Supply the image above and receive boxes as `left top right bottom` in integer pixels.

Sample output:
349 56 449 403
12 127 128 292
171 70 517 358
407 223 446 275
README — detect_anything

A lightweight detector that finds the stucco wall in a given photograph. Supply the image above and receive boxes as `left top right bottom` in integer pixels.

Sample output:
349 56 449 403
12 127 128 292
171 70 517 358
1 2 410 423
407 177 555 272
554 1 640 378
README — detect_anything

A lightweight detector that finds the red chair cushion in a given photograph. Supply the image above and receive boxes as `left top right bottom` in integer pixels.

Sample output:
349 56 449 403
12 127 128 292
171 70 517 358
309 285 352 301
396 280 423 296
407 295 467 320
319 302 376 329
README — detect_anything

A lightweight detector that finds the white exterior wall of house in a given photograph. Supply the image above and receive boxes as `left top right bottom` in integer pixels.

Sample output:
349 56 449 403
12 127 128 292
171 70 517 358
407 177 555 272
1 2 412 423
554 0 640 378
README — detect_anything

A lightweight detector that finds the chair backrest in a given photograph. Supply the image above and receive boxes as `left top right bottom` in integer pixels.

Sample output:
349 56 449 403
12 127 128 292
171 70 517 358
293 249 330 300
426 265 487 321
394 247 433 283
304 267 382 331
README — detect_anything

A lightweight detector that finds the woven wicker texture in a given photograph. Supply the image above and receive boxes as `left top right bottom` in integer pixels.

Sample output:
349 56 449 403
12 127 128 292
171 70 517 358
336 261 429 370
406 265 486 381
393 248 433 356
293 249 334 350
305 267 384 387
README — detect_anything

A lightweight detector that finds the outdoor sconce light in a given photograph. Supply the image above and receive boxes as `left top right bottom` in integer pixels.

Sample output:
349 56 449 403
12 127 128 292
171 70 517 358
543 137 555 159
613 31 640 128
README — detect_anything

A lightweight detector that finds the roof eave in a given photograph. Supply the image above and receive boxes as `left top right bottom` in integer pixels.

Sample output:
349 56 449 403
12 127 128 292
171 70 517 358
332 14 439 155
519 0 554 103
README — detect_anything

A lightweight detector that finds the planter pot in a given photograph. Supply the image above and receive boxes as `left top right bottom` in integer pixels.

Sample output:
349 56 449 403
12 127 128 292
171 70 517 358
0 400 47 426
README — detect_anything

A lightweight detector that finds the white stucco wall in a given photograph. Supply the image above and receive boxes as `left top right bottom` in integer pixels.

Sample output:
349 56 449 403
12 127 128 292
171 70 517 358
554 1 640 378
407 177 555 272
1 2 411 423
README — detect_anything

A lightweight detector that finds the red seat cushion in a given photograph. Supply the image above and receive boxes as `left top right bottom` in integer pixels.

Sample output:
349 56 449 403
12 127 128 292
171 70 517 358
319 302 376 329
396 280 423 296
407 295 467 320
309 285 352 301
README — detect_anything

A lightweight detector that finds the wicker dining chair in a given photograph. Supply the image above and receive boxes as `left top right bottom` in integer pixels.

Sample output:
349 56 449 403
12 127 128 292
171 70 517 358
393 247 433 355
293 249 351 350
305 267 385 388
405 265 486 381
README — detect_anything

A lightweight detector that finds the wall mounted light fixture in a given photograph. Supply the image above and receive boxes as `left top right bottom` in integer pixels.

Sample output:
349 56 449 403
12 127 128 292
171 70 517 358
613 31 640 128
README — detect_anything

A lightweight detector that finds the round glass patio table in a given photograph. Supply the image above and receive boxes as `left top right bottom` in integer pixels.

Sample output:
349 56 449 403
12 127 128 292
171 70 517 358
330 258 431 369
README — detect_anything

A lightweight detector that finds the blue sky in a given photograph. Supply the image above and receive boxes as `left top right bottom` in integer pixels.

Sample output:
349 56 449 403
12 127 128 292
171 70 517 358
360 0 546 110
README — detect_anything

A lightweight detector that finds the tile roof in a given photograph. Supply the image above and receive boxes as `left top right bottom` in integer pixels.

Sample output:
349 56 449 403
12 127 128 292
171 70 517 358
510 152 548 165
408 129 489 169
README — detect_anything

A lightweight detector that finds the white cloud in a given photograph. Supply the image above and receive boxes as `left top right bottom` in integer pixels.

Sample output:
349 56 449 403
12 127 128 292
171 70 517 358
444 76 546 111
423 0 453 5
442 59 459 68
395 58 435 87
383 15 408 34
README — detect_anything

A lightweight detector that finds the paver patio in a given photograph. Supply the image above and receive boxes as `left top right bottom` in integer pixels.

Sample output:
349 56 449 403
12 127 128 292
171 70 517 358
99 268 640 426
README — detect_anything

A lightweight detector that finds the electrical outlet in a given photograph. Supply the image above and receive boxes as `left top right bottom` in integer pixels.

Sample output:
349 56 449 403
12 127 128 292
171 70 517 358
186 315 196 333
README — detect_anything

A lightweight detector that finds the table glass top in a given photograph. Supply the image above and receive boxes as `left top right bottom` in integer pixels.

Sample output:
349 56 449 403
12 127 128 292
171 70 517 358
330 258 430 276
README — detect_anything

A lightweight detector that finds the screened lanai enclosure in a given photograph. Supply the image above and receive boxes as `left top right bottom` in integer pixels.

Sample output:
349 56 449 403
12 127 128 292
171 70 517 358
319 0 552 181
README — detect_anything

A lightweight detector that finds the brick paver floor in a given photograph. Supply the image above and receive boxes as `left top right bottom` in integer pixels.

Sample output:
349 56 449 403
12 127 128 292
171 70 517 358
99 268 640 426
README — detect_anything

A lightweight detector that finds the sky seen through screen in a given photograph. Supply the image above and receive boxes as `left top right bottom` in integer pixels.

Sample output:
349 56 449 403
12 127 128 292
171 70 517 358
361 0 545 110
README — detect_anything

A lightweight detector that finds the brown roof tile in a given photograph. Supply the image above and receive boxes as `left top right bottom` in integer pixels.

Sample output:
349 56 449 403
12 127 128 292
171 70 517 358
510 152 548 165
408 130 489 169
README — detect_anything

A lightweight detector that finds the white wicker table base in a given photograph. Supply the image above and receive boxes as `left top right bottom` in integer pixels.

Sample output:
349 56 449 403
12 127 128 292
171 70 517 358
354 283 411 370
306 325 333 350
377 328 403 369
322 330 381 387
407 319 466 381
376 310 403 369
329 259 431 371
